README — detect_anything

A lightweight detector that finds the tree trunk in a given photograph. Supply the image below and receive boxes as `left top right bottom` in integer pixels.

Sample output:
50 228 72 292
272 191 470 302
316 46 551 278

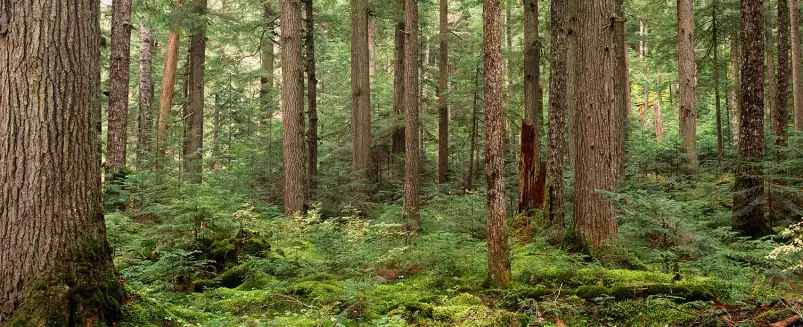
713 6 723 163
403 0 421 234
655 80 664 142
138 23 155 169
792 0 803 131
547 0 568 242
305 0 319 198
369 18 376 83
566 0 577 170
437 0 449 184
156 0 183 170
776 0 790 150
572 0 620 251
641 83 649 123
767 16 777 126
282 0 307 216
467 65 480 191
733 0 770 238
392 0 406 180
613 0 627 177
261 4 276 130
0 0 123 323
523 0 541 180
183 0 207 184
484 0 511 288
352 0 372 177
107 0 133 173
730 37 741 147
677 0 698 165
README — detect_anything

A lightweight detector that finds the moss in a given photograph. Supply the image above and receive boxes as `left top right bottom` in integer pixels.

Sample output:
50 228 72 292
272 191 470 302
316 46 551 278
286 280 343 303
403 301 434 319
575 285 611 301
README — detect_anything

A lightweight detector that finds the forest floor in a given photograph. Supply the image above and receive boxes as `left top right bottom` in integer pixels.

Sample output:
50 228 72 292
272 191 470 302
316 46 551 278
109 171 803 326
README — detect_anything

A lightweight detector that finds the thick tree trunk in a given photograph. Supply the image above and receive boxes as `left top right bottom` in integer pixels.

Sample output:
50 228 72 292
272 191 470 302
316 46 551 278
156 0 183 170
403 0 421 234
572 0 620 251
713 7 723 163
107 0 133 173
392 2 406 179
484 0 511 288
677 0 698 165
792 0 803 131
566 0 577 170
776 0 790 150
521 0 541 206
352 0 372 177
138 23 155 168
546 0 567 241
261 4 276 129
282 0 307 216
0 0 123 324
733 0 770 238
184 0 207 184
767 21 777 126
730 37 741 146
437 0 449 184
305 0 319 198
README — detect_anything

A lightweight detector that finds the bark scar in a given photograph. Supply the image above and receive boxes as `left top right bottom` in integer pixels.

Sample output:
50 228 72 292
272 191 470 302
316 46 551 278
0 0 9 36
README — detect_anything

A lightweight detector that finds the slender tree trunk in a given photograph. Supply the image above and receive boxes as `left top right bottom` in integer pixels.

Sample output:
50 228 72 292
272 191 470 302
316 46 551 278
184 0 207 184
437 0 449 184
678 0 698 165
352 0 372 177
613 0 627 176
156 0 183 170
403 0 421 233
107 0 133 172
369 18 376 83
641 84 649 123
305 0 319 198
572 0 620 250
566 0 577 170
138 23 155 168
547 0 568 241
767 10 777 126
282 0 307 216
392 0 406 179
467 65 480 191
776 0 790 150
713 5 724 163
655 79 664 142
730 37 741 146
733 0 770 237
484 0 511 288
0 0 123 323
792 0 803 131
521 0 541 208
261 4 276 129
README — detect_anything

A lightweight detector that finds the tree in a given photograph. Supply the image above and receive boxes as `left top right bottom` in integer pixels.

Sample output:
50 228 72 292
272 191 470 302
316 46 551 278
107 0 133 172
792 0 803 131
392 0 406 179
546 0 567 242
282 0 307 216
484 0 511 287
677 0 697 165
733 0 770 237
156 0 183 170
519 0 541 216
0 0 123 323
305 0 319 197
184 0 207 183
138 23 155 168
437 0 449 184
571 0 620 250
713 1 724 163
260 4 276 130
352 0 372 177
775 0 790 149
730 37 741 146
403 0 421 233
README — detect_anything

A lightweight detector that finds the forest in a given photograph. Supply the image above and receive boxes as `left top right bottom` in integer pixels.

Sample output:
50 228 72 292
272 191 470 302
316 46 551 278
5 0 803 325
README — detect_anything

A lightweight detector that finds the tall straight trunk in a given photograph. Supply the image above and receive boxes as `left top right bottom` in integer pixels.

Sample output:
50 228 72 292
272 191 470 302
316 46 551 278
767 9 777 124
572 0 619 250
613 0 627 176
403 0 421 233
282 0 307 216
352 0 372 177
733 0 769 237
467 65 480 191
184 0 207 184
730 37 741 146
0 0 123 323
792 0 803 131
776 0 790 149
547 0 568 241
484 0 511 288
261 4 276 128
677 0 698 165
369 19 376 83
566 0 577 170
305 0 319 197
156 0 183 170
437 0 449 184
107 0 133 172
641 83 649 123
655 80 664 141
392 1 406 179
523 0 541 171
138 23 155 168
713 5 724 163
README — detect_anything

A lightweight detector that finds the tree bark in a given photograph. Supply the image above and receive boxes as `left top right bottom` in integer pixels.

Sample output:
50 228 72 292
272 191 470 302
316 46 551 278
677 0 698 166
261 4 276 129
730 37 741 147
392 0 406 179
0 0 123 323
521 0 541 206
437 0 449 184
547 0 568 242
713 6 723 163
655 80 664 142
184 0 207 184
403 0 421 234
792 0 803 131
484 0 511 288
733 0 770 238
107 0 133 172
572 0 620 250
467 65 480 191
352 0 372 177
776 0 790 150
282 0 307 216
138 23 155 169
613 0 627 176
156 0 183 170
566 0 577 170
305 0 319 198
